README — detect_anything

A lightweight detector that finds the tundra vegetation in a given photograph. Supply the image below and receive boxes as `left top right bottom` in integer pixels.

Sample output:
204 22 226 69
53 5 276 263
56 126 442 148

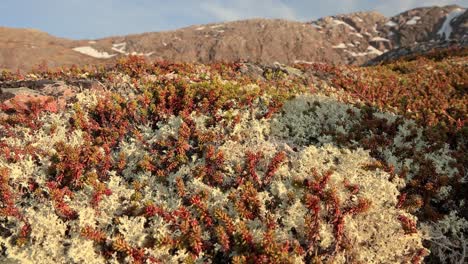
0 51 467 263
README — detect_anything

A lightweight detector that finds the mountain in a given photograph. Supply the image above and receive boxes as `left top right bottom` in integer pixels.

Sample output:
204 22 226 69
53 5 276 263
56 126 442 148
0 27 102 71
0 5 466 72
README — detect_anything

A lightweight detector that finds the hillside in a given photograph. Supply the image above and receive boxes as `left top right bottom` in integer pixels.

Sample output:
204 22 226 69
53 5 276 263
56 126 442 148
0 50 466 263
0 5 466 72
0 27 102 72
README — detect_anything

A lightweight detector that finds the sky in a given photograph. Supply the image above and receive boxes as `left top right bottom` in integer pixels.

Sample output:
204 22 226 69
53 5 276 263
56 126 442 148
0 0 467 39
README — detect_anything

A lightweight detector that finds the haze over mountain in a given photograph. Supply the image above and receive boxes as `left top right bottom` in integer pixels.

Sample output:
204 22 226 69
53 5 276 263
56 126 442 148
0 5 466 72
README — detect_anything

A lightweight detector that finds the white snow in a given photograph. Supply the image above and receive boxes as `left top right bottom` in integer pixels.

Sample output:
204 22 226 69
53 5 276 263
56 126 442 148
332 19 346 26
371 37 390 42
128 51 155 56
110 42 154 57
112 42 126 47
332 43 347 49
129 51 146 56
406 16 421 25
437 8 465 40
293 60 314 64
111 42 127 54
332 19 356 31
385 21 398 27
350 32 363 38
345 50 368 57
372 24 378 33
366 45 383 55
72 46 116 59
310 23 322 29
345 45 383 57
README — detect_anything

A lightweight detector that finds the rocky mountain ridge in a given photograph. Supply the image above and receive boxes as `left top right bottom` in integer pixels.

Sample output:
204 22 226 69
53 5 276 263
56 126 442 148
0 5 466 72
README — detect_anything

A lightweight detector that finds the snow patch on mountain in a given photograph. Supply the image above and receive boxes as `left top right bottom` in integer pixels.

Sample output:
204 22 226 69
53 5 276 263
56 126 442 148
351 32 364 38
310 23 322 29
111 42 127 54
385 21 398 27
72 46 116 59
406 16 421 25
346 45 383 57
366 45 383 55
332 43 347 49
293 59 314 64
332 19 356 31
437 8 465 40
210 24 224 29
110 42 154 57
371 37 390 42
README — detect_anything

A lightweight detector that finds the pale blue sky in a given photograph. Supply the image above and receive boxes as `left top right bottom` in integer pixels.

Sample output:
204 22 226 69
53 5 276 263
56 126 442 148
0 0 466 39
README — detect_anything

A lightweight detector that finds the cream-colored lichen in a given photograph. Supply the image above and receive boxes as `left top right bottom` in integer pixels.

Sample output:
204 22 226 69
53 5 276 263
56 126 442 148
272 93 458 181
422 211 468 264
1 206 68 264
67 237 105 264
117 216 147 247
0 85 443 263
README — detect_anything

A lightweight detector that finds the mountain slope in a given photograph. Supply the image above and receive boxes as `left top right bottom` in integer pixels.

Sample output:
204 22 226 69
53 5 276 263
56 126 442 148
0 5 466 72
0 27 102 71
